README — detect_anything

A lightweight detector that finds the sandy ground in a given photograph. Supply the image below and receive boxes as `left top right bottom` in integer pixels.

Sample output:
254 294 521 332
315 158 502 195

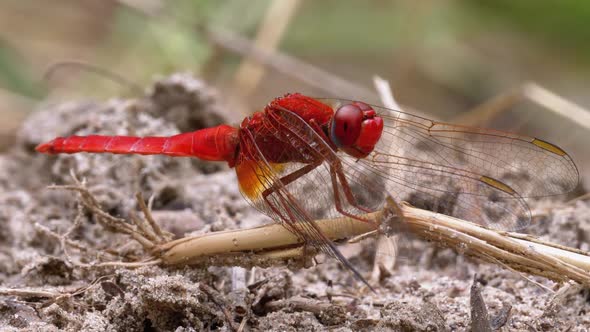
0 73 588 331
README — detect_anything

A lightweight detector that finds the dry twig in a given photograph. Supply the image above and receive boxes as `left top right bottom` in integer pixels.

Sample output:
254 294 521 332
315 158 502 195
205 28 380 103
153 203 590 287
232 0 301 100
44 60 144 95
0 275 114 304
42 171 164 269
454 82 590 130
199 283 238 332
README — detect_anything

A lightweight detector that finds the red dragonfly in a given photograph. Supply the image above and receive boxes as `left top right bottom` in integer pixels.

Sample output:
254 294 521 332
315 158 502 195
36 93 579 289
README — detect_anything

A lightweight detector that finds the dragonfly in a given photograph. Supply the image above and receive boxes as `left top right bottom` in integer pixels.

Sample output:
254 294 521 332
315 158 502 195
36 93 579 290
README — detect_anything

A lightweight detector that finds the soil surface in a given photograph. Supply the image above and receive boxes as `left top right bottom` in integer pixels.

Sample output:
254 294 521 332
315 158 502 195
0 73 588 331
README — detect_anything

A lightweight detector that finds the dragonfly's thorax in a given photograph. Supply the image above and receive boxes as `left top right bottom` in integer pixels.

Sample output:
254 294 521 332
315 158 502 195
235 94 337 165
238 112 318 164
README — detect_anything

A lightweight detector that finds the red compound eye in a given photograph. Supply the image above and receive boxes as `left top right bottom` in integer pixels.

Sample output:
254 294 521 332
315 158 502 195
331 104 364 147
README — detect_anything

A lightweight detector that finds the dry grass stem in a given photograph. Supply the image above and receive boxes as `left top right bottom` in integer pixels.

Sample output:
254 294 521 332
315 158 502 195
154 203 590 286
0 287 62 299
43 60 144 95
199 283 238 332
372 75 403 111
566 192 590 205
155 213 375 266
232 0 301 99
0 275 115 303
205 28 379 103
454 82 590 130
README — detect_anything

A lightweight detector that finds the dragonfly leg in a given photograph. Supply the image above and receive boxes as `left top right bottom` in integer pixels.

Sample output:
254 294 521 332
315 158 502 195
329 166 376 224
309 118 375 218
273 191 307 241
334 165 373 214
308 119 338 150
261 162 321 202
280 163 319 186
265 182 330 256
309 118 376 222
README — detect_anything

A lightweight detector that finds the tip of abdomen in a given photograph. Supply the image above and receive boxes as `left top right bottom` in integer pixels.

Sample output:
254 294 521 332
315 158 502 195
35 137 67 154
35 140 55 154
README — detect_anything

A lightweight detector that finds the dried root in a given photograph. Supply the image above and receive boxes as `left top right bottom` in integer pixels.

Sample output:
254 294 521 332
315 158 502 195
38 170 167 270
0 275 113 305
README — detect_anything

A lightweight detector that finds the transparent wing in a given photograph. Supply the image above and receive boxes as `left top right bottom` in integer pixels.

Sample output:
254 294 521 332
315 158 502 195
320 99 579 230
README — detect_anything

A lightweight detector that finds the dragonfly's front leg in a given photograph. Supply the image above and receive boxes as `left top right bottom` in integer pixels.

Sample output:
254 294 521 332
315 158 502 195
261 163 318 220
261 162 321 203
329 165 375 224
307 118 376 222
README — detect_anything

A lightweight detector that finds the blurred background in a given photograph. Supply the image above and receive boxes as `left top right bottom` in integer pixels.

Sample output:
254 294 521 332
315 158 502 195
0 0 588 184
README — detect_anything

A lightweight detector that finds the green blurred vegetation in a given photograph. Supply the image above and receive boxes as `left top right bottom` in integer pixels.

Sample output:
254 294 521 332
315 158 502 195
0 41 46 99
0 0 589 122
465 1 590 63
2 0 590 101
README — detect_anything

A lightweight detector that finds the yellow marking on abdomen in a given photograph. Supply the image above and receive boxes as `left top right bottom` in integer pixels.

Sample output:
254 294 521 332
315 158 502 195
532 138 567 156
236 160 286 199
480 175 517 195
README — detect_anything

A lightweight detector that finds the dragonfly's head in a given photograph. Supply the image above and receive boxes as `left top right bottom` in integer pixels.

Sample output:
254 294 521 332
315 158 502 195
330 101 383 158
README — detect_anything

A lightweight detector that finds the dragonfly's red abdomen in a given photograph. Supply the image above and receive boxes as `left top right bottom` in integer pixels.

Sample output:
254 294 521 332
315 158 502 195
36 125 240 165
188 124 239 163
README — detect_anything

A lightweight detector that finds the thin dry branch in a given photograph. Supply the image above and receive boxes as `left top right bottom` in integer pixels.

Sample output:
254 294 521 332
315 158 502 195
153 203 590 286
0 275 115 303
454 82 590 130
41 171 166 270
135 192 168 241
50 171 170 249
232 0 301 99
199 283 238 332
44 60 144 95
205 28 380 103
0 287 62 299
